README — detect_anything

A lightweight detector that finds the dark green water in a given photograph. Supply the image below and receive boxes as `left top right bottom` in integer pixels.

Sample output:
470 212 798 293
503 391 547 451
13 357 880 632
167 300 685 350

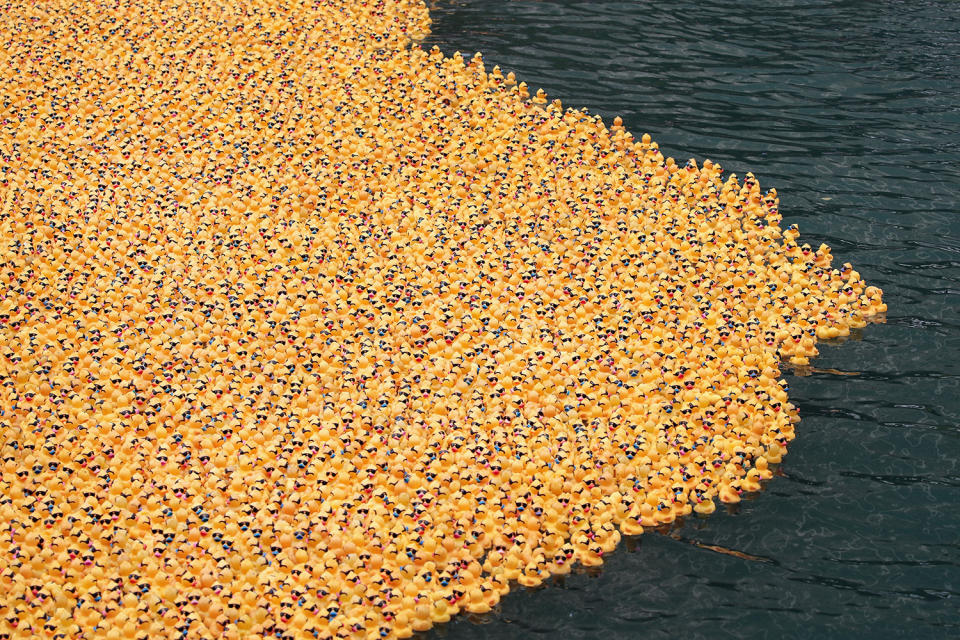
420 1 960 638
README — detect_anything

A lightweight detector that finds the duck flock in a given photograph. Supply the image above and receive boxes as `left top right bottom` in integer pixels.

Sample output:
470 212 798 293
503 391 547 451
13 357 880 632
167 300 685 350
0 0 885 638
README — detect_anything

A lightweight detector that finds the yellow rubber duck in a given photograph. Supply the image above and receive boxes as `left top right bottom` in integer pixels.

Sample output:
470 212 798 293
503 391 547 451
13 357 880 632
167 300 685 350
0 0 884 635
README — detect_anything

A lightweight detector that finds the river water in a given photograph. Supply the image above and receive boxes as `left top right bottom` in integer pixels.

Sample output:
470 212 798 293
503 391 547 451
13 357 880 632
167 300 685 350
420 1 960 638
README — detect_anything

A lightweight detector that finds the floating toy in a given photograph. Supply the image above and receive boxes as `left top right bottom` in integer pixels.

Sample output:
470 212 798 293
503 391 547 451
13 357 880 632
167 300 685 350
0 0 884 637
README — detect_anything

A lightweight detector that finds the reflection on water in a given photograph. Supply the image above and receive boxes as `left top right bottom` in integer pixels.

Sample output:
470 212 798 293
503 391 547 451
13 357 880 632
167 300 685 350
421 0 960 637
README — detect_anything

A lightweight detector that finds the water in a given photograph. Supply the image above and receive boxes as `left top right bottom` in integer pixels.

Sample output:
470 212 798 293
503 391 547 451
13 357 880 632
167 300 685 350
420 1 960 637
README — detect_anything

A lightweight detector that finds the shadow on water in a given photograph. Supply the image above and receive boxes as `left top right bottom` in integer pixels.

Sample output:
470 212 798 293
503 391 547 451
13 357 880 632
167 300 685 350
420 1 960 638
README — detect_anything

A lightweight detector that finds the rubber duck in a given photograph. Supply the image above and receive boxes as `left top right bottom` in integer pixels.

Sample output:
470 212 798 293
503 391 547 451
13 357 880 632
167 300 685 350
0 0 884 635
463 588 493 614
517 559 546 588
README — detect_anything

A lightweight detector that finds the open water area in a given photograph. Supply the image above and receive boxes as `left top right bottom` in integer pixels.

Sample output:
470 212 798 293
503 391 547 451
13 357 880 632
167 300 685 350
420 1 960 638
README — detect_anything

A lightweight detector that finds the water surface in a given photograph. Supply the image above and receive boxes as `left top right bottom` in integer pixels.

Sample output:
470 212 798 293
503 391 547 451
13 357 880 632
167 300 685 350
420 1 960 637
